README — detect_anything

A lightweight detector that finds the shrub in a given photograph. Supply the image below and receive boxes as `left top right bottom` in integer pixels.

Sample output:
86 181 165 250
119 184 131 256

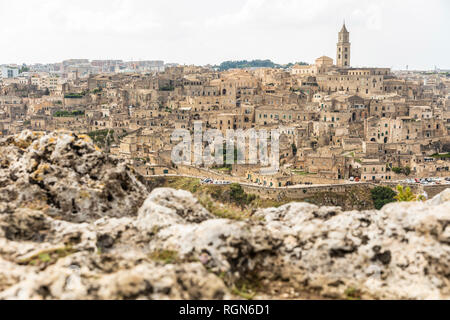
394 185 425 202
392 167 403 174
64 92 85 99
370 186 396 210
230 183 256 208
403 166 411 176
54 110 84 117
392 166 412 176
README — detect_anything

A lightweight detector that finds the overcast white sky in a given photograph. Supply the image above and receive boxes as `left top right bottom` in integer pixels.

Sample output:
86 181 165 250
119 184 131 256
0 0 448 70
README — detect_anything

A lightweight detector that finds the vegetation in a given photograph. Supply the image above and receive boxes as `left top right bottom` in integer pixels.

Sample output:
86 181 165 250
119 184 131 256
392 166 411 176
231 283 257 300
345 287 362 300
159 85 175 91
87 129 115 148
229 272 262 300
394 185 426 202
431 153 450 159
64 92 86 99
19 246 77 266
19 66 30 73
54 110 84 117
292 170 310 176
149 250 179 264
216 60 309 71
370 186 397 210
158 177 287 220
230 183 256 208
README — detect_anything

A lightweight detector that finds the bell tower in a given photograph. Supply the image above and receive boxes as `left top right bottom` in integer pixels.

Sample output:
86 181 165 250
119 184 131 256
336 22 350 68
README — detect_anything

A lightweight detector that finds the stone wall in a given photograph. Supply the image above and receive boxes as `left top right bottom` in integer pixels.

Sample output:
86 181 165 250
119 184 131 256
241 183 376 210
144 172 450 210
176 165 242 182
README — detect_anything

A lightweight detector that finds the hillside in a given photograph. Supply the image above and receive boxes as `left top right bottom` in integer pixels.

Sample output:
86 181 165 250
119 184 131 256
215 60 309 71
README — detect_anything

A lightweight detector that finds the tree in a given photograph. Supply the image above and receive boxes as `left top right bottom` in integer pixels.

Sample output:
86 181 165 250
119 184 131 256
403 166 411 176
19 66 30 73
215 60 309 71
370 186 396 210
392 167 403 174
392 166 411 176
229 184 256 208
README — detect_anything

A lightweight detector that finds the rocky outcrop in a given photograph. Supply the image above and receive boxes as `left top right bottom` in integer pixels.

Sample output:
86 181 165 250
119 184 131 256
0 131 449 300
255 196 450 299
0 130 147 223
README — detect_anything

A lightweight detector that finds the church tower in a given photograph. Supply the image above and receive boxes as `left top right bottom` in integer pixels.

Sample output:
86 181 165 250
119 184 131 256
336 22 350 68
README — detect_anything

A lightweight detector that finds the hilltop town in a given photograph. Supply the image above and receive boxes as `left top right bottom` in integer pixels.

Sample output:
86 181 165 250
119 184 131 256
1 24 449 189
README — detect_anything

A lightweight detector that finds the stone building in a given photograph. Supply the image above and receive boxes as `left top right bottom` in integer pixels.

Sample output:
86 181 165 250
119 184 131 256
336 23 351 68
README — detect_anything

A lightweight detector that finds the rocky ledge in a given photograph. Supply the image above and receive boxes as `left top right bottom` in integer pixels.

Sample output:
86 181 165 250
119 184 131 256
0 131 449 300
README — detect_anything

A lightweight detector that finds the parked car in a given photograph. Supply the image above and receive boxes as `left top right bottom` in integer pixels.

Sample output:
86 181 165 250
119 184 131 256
202 178 213 184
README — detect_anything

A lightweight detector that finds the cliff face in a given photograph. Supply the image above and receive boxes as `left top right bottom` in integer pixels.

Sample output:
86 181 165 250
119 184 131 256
0 131 449 300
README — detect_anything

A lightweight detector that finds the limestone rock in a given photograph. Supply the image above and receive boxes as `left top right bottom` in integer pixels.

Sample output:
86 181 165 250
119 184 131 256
255 197 450 299
0 130 449 300
0 130 148 223
0 252 230 300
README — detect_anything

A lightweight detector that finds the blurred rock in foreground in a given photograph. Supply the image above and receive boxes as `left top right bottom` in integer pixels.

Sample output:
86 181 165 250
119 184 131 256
0 131 449 300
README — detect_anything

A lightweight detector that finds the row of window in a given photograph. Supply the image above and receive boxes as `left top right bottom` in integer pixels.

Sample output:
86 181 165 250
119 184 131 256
259 114 293 120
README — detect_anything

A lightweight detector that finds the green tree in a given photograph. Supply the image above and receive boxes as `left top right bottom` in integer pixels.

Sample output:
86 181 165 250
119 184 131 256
229 184 256 208
403 167 411 176
392 167 403 174
370 186 396 210
19 66 30 73
392 166 412 176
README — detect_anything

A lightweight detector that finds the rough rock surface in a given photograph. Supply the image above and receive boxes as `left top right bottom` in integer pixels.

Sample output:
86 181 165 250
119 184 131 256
0 131 449 300
0 130 147 223
254 197 450 299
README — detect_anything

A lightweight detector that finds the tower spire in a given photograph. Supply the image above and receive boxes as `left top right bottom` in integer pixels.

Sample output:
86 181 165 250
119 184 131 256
337 22 350 68
340 21 348 33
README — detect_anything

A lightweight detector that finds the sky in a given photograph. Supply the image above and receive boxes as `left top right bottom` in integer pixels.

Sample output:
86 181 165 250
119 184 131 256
0 0 448 70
